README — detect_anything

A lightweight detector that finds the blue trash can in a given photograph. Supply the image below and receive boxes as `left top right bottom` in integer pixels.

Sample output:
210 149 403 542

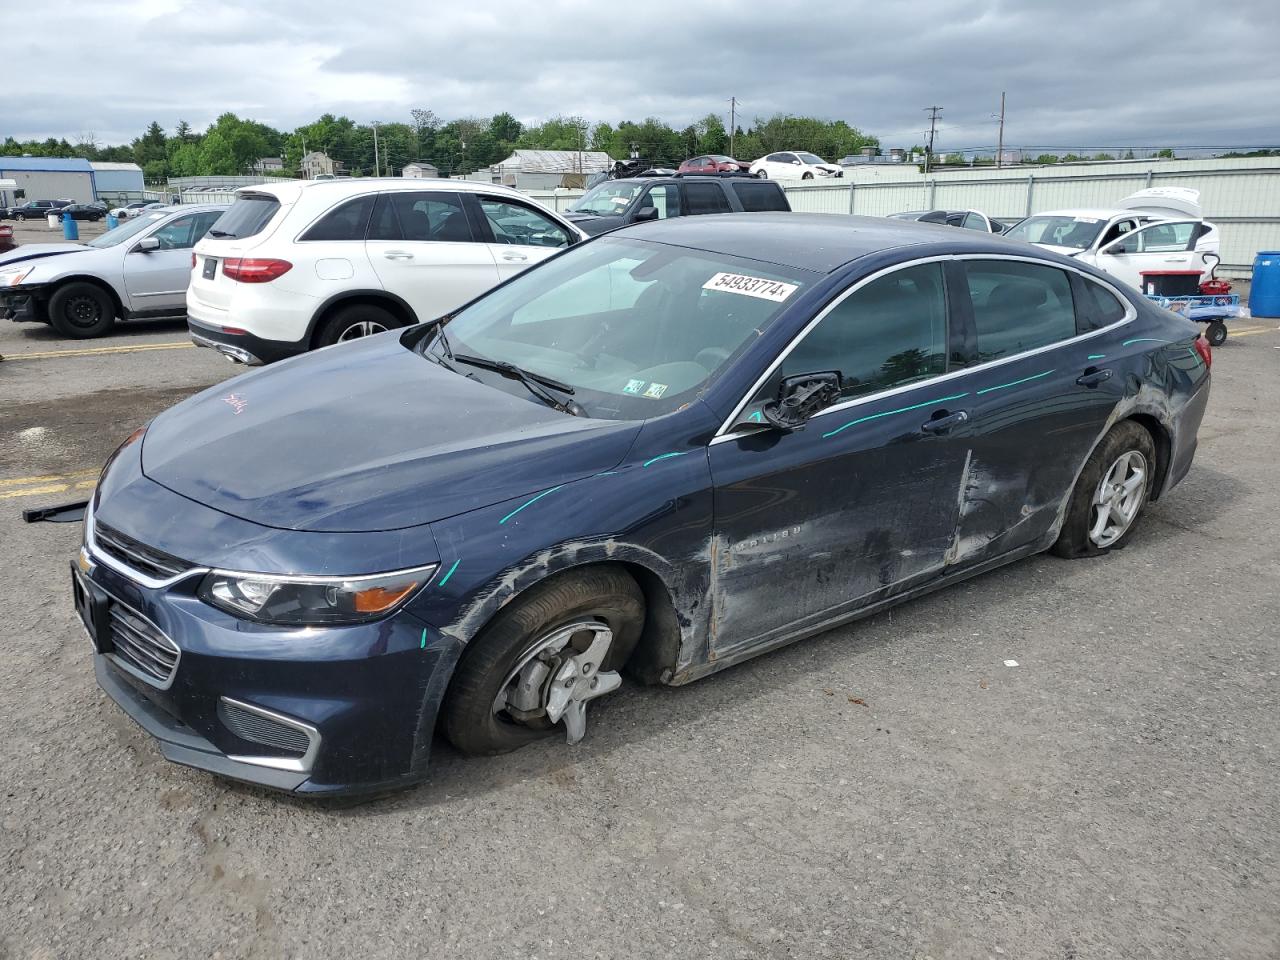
105 213 119 230
61 211 79 241
1248 251 1280 318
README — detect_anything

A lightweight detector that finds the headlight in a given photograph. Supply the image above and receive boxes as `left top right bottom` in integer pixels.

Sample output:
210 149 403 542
1 266 32 287
198 564 437 626
98 425 147 485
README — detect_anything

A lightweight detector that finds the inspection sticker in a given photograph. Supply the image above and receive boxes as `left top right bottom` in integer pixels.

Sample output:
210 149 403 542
623 378 646 395
643 382 668 399
703 272 798 302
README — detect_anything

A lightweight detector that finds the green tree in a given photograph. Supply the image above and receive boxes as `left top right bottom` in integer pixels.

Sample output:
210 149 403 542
489 112 522 145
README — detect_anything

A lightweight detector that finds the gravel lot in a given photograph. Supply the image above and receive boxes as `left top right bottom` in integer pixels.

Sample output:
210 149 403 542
1 286 1277 959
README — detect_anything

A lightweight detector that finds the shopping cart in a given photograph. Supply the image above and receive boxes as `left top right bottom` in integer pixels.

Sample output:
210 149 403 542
1144 293 1242 346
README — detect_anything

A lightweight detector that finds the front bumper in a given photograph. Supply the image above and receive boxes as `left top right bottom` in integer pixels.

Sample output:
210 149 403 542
79 500 460 796
188 317 307 366
0 287 47 323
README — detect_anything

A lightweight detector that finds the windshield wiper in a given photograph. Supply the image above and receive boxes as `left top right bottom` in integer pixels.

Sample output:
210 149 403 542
453 353 586 417
207 229 236 238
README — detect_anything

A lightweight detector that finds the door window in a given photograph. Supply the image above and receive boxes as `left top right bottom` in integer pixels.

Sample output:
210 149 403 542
369 192 472 242
149 214 206 249
300 195 376 241
684 183 731 216
642 184 681 219
757 262 948 404
1073 275 1128 332
734 181 788 212
964 260 1076 362
1108 221 1196 254
477 197 570 248
962 212 987 231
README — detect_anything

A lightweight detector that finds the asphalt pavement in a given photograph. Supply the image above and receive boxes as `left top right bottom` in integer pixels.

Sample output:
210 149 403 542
1 308 1277 960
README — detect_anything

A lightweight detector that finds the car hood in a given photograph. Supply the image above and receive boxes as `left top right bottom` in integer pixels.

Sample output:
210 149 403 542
1032 243 1085 257
561 212 623 236
141 332 643 533
0 242 91 267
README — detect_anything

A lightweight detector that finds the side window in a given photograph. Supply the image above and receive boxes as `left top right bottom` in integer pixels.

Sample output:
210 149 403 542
149 214 200 250
642 184 682 219
962 212 987 231
684 183 731 216
1073 275 1129 332
1138 222 1195 252
299 195 375 241
734 181 788 212
946 212 966 227
478 197 570 247
964 260 1076 362
368 192 472 242
761 262 948 403
190 211 222 242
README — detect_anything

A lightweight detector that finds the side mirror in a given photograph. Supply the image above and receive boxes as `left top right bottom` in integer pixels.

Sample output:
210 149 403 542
633 206 659 222
791 159 802 165
760 372 842 430
135 236 160 252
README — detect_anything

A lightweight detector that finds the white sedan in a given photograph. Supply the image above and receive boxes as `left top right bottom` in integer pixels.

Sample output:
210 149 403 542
749 151 843 180
110 201 166 220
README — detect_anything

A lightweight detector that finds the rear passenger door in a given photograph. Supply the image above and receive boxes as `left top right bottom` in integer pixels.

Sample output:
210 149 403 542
471 195 574 281
365 191 500 319
1094 220 1201 292
948 258 1128 562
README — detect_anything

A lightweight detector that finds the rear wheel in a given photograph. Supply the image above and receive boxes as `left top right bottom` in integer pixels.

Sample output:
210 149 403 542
48 281 115 339
802 171 814 180
1205 321 1227 346
1051 421 1156 558
14 213 25 222
443 566 644 755
315 303 403 347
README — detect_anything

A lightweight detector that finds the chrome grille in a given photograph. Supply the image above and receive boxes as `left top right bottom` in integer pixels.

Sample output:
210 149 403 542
94 522 193 582
218 699 311 756
107 603 179 686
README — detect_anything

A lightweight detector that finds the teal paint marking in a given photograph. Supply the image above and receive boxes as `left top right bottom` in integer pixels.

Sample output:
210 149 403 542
1087 354 1106 360
975 369 1054 396
420 628 428 650
437 558 460 587
499 484 565 525
821 392 969 439
593 471 618 477
1122 338 1170 346
642 452 686 467
747 410 765 423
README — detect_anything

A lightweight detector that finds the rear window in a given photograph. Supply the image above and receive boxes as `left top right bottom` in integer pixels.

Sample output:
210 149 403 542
207 194 280 240
733 181 789 213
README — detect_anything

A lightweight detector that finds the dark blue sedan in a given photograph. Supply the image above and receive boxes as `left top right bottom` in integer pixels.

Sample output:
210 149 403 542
75 214 1211 795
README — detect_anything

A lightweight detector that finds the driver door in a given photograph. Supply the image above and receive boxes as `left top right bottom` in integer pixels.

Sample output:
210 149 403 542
122 210 221 314
706 261 975 658
1093 220 1201 291
471 195 574 281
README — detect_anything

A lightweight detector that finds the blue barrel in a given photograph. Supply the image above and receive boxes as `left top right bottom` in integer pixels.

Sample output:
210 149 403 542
61 211 79 241
105 213 119 230
1248 251 1280 318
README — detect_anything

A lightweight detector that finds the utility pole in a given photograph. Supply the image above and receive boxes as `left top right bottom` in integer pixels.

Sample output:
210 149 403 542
372 121 381 177
923 105 942 174
729 96 737 157
996 92 1006 168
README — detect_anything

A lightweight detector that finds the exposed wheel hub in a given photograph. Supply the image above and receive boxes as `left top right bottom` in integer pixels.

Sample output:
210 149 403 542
1090 450 1147 547
493 621 619 744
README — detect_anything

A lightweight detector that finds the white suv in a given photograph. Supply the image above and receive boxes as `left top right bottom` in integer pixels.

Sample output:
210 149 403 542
186 179 587 364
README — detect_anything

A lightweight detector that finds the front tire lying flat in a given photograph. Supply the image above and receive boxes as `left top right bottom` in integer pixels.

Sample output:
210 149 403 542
443 566 644 756
1052 420 1156 558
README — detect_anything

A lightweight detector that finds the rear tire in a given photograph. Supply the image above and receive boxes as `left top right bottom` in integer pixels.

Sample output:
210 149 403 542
1051 421 1156 558
14 213 25 222
48 281 115 339
1206 321 1227 346
315 303 403 348
443 566 644 756
802 171 814 180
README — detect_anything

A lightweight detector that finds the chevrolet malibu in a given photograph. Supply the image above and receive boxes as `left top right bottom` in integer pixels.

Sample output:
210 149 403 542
75 214 1211 795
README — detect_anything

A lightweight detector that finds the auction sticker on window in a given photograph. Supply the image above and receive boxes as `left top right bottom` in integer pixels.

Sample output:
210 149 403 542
703 272 798 303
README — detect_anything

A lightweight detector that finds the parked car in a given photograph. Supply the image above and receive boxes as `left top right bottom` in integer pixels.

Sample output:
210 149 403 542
749 152 843 180
186 179 587 364
110 201 166 220
888 209 1009 233
1003 188 1220 291
0 204 226 338
0 224 16 253
676 155 753 175
3 199 72 221
57 202 109 222
563 175 790 236
78 213 1210 796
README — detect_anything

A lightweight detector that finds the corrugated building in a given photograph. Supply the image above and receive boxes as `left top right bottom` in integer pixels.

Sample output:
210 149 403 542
90 161 145 201
0 156 96 205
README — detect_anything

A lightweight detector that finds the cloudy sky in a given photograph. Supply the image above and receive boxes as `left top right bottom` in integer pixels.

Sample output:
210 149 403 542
8 0 1279 152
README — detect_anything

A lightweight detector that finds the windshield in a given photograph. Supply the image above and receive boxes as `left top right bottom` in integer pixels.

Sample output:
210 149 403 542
567 182 645 216
88 212 168 248
796 153 825 165
431 237 815 419
1005 215 1106 250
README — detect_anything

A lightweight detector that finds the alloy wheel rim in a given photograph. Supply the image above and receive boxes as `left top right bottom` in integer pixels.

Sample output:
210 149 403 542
337 320 387 341
492 620 619 745
1089 450 1148 547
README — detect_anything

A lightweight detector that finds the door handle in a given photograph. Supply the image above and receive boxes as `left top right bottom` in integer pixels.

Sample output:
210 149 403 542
1076 368 1113 388
1162 257 1188 262
383 250 414 260
920 409 969 435
501 253 529 262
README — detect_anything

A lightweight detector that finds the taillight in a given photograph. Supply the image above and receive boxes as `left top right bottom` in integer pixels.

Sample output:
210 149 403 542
1194 336 1212 369
222 258 292 283
191 253 196 269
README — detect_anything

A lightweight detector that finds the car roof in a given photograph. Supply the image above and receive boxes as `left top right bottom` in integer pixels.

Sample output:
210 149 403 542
621 212 1031 273
149 204 229 214
237 177 534 205
1025 208 1126 220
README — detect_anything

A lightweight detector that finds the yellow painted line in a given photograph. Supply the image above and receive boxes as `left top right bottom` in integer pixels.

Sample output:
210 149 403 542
0 468 99 487
6 341 194 361
1227 326 1278 339
0 483 70 500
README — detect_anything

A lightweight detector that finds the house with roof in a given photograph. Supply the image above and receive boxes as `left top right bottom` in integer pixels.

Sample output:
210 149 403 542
0 156 97 206
489 149 614 189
